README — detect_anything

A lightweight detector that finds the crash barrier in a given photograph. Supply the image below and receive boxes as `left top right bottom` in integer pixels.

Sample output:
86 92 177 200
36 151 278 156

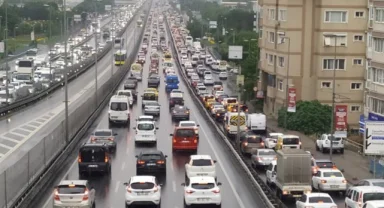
0 2 149 207
165 15 287 208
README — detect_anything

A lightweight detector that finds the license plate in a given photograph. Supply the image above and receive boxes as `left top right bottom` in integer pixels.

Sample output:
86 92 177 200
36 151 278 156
197 198 209 201
330 185 339 188
137 192 149 195
88 165 98 168
197 173 208 176
181 141 190 143
147 163 156 166
332 142 338 144
111 116 117 118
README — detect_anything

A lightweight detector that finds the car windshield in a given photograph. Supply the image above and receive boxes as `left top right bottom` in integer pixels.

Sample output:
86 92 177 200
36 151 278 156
323 172 343 177
180 122 195 127
227 99 237 104
192 159 211 166
118 91 131 96
141 154 162 160
110 102 128 111
94 131 112 136
283 138 300 144
191 183 215 189
372 182 384 187
143 93 157 100
308 196 333 203
175 129 195 137
258 151 276 156
58 185 86 194
146 102 159 106
363 193 384 203
247 136 262 143
130 182 155 190
137 123 154 130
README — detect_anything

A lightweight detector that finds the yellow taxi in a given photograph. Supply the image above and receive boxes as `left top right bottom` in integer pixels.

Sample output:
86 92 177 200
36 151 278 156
203 95 214 104
163 52 172 62
144 88 159 97
205 98 216 109
226 102 238 112
275 135 301 150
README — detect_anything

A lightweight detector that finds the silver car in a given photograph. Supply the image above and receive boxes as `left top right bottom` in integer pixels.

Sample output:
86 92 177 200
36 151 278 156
53 180 95 208
144 101 161 116
251 149 276 169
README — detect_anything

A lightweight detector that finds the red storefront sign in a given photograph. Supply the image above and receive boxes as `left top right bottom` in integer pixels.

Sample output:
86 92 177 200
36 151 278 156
335 105 348 131
287 88 296 113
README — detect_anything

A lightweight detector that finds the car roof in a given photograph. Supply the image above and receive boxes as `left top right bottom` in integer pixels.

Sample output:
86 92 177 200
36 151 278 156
139 115 154 119
180 121 196 124
130 176 156 183
305 192 332 198
137 121 155 124
191 155 212 160
58 180 87 186
350 186 384 191
319 168 342 173
94 129 112 132
269 133 284 136
366 200 384 205
189 176 216 184
175 105 186 108
315 159 333 162
362 179 384 183
82 143 106 148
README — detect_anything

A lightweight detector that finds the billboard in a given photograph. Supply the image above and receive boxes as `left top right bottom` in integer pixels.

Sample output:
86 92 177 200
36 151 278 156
74 14 81 22
209 21 217 29
364 121 384 155
287 88 296 113
228 46 243 60
105 5 112 11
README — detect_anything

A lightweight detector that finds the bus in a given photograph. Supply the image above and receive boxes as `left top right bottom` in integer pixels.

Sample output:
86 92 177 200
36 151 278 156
114 38 123 49
26 48 38 60
114 50 127 66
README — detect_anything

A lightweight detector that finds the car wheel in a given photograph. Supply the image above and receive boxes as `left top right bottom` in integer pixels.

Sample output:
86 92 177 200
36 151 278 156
216 204 221 208
183 199 190 208
315 144 319 151
92 202 96 208
321 146 326 153
340 148 344 154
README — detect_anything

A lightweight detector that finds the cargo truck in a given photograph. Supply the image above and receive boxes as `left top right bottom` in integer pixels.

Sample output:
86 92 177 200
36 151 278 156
272 149 312 201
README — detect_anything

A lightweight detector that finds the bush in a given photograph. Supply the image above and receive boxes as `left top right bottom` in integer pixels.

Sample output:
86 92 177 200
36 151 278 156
277 100 332 135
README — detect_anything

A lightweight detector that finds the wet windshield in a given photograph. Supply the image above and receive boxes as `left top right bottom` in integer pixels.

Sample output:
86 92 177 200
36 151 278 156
143 93 157 100
137 123 154 130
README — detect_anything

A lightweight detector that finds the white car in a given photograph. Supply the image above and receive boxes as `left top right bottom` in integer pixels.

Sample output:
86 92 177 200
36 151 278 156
179 120 199 136
218 72 228 80
184 61 192 69
264 133 284 149
205 58 213 66
116 90 134 107
197 86 208 95
166 68 176 75
136 115 155 122
185 155 217 179
186 68 195 77
182 176 221 207
181 57 188 66
124 176 161 207
53 180 95 208
214 91 225 99
203 76 214 85
312 168 347 193
296 193 337 208
191 74 200 83
211 104 225 115
316 134 345 154
133 121 158 144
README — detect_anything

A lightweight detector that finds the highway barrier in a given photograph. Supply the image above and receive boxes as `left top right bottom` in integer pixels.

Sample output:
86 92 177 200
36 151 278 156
0 3 149 207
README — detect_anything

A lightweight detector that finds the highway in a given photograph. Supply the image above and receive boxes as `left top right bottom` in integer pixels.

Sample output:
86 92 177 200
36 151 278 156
35 4 266 208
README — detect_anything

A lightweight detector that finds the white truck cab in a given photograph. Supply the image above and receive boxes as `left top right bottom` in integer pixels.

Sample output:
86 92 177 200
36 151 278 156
108 95 130 126
133 121 158 144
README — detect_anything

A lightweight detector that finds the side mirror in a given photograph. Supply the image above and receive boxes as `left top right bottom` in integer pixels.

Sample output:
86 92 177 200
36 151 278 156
217 182 222 186
272 171 276 176
133 127 136 130
169 133 173 136
196 124 200 127
123 182 128 186
114 133 118 136
165 155 168 158
213 160 217 163
158 183 163 186
135 155 138 158
181 183 185 186
156 127 159 130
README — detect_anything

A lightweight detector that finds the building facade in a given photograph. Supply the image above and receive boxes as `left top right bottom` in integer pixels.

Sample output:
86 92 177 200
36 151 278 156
365 0 384 122
258 0 367 129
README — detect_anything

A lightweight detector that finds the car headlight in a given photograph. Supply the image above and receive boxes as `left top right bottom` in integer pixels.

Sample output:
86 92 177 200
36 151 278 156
194 129 198 134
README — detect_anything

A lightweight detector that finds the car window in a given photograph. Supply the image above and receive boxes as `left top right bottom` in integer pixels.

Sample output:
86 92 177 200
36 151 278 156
94 131 112 136
372 182 384 187
353 191 359 201
137 123 154 131
191 183 215 189
192 159 212 166
316 162 334 168
141 154 162 160
247 136 263 143
323 172 343 177
282 138 300 144
118 92 132 97
363 192 384 202
110 102 128 111
258 151 276 156
180 123 195 127
130 182 155 189
57 185 86 194
308 196 333 203
299 194 306 202
175 129 195 137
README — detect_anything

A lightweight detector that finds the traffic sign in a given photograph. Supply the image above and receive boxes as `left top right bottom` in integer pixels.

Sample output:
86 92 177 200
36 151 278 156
364 121 384 155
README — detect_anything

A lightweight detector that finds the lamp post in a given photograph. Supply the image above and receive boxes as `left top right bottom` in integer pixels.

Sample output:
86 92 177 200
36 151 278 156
13 26 17 38
230 28 235 44
44 4 52 39
0 16 3 40
5 0 9 105
278 36 291 132
63 0 69 144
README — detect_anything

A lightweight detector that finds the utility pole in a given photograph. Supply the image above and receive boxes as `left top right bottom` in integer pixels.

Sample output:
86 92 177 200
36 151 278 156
94 1 98 106
5 0 9 105
63 0 69 143
283 37 291 132
236 65 242 147
330 35 337 161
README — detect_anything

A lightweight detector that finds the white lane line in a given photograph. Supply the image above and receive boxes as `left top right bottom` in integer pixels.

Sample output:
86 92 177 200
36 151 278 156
121 162 126 170
126 148 129 155
192 112 246 208
170 161 174 172
172 180 177 192
0 143 12 149
115 180 120 193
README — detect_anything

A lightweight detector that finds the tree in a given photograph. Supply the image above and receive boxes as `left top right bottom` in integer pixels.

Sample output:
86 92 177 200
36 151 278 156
277 100 332 135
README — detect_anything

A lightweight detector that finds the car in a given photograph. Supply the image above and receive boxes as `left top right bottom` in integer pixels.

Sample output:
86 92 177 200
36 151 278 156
182 176 222 207
196 85 208 95
315 134 345 154
143 101 161 116
171 105 190 120
345 186 384 208
250 149 276 169
184 61 192 69
203 76 214 85
78 143 111 176
171 126 198 152
239 132 264 156
216 94 229 103
196 66 206 77
210 104 225 115
264 133 284 149
363 200 384 208
354 179 384 188
169 90 184 109
186 68 195 77
124 176 162 208
213 81 223 91
147 74 160 88
90 129 118 152
185 155 217 181
136 115 155 122
133 121 158 144
136 150 167 175
53 180 96 208
117 89 135 107
190 74 200 87
295 193 337 208
214 91 225 100
218 72 228 80
266 160 277 186
312 168 347 193
181 57 188 66
179 121 199 137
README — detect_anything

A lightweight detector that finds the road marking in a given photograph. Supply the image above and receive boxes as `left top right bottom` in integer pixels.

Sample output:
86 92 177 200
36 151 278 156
0 143 11 149
126 148 129 155
121 162 126 170
172 180 176 192
115 180 120 193
170 161 174 172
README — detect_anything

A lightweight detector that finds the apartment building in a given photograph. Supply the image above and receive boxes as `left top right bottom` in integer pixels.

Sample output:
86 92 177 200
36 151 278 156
365 0 384 122
258 0 367 129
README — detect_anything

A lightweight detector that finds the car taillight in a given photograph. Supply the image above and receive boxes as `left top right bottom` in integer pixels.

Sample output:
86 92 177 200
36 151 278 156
108 137 114 141
243 142 248 146
78 154 82 163
193 139 197 143
255 157 262 161
83 189 89 200
173 139 176 143
91 137 96 141
212 189 220 194
157 160 165 164
53 189 60 201
342 180 347 183
138 160 145 164
321 180 327 184
170 100 174 104
261 142 264 147
104 156 109 163
185 190 194 194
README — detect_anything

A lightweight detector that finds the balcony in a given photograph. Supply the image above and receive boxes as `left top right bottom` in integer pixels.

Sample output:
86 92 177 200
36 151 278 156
267 86 276 98
366 81 384 94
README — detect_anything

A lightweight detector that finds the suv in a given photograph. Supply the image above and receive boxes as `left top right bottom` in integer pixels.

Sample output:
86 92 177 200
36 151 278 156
53 180 96 208
316 134 344 154
239 132 264 156
136 150 167 175
78 143 111 176
124 176 162 207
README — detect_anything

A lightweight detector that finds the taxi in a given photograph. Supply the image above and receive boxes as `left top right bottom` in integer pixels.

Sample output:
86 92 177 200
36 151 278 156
205 98 216 109
144 88 159 96
203 95 215 104
226 102 238 112
163 52 172 62
311 168 347 193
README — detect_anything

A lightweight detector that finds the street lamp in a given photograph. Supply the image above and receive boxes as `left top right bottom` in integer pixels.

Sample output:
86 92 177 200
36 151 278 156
230 28 235 44
44 4 52 39
63 0 69 143
278 36 291 132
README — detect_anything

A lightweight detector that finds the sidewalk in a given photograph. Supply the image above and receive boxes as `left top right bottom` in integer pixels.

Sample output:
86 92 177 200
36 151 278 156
267 117 375 184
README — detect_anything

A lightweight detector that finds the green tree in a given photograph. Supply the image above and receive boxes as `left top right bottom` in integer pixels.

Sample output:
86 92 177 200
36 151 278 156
277 100 332 135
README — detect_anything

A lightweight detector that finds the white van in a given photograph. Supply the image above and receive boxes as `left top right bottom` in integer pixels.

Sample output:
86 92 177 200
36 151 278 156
345 186 384 208
363 200 384 208
211 60 219 71
247 113 266 133
109 95 130 126
205 57 213 66
116 90 134 107
133 121 158 144
224 112 247 136
218 61 227 72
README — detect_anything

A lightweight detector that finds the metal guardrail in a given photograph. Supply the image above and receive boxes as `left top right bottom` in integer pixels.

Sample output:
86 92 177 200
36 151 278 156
0 4 148 207
166 16 287 208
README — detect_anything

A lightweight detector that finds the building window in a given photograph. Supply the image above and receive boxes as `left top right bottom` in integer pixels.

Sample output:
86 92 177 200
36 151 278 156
374 38 384 52
353 35 364 42
369 97 384 115
268 54 274 65
324 34 347 46
351 82 362 90
375 9 384 23
367 67 384 84
325 11 347 23
323 59 346 70
265 53 268 60
350 105 361 112
267 74 276 87
278 56 284 67
259 26 263 38
268 32 275 43
370 7 375 20
278 9 287 21
321 81 332 88
355 11 364 18
353 59 363 65
268 8 275 20
277 79 283 91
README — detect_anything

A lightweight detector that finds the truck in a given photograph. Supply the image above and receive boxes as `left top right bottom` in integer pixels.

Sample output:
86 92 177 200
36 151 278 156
13 67 34 83
271 149 312 201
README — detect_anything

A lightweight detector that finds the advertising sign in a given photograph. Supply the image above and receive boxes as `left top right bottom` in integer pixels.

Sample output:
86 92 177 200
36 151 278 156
228 46 243 60
287 88 296 113
364 121 384 155
74 14 81 22
209 21 217 29
334 105 348 131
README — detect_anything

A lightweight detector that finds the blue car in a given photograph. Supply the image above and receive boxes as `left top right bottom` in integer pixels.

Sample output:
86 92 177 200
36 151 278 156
165 75 179 92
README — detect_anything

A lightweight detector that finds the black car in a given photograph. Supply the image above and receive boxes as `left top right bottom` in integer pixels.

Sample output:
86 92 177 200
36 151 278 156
136 150 167 175
124 77 138 89
171 105 190 120
78 143 111 176
169 96 184 109
147 74 160 88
